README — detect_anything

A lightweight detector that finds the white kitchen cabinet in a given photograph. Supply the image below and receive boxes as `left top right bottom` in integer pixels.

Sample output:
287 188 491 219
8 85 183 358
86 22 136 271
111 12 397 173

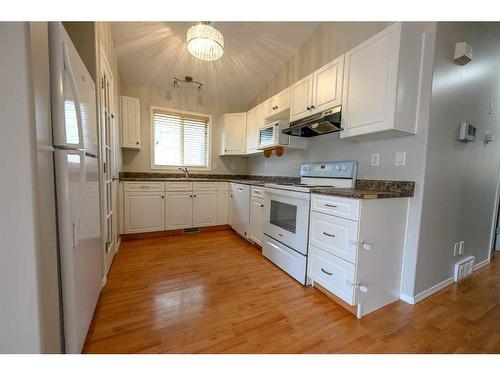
120 95 141 149
307 194 409 318
124 191 164 233
230 183 250 238
193 190 217 227
219 112 247 155
290 56 344 122
340 22 424 140
217 190 229 225
249 196 264 246
264 87 290 121
246 103 264 155
290 73 314 122
165 191 192 229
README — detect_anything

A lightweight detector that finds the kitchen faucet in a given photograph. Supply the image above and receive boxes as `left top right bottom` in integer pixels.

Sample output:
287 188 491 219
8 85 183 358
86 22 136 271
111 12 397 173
178 167 189 178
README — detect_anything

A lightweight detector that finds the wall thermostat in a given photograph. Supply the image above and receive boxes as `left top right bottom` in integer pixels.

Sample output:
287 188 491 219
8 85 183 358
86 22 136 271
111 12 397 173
459 121 476 142
454 42 473 65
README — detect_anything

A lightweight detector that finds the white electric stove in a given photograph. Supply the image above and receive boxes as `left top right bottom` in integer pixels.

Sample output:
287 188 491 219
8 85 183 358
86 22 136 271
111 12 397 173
262 161 357 284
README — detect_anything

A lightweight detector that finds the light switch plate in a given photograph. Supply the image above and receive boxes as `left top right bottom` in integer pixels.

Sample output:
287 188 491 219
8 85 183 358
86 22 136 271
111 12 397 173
395 152 406 167
459 241 465 255
370 153 380 167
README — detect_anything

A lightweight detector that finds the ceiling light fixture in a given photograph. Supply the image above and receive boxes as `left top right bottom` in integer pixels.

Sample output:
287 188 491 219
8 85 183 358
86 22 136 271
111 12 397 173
186 22 224 62
173 76 204 91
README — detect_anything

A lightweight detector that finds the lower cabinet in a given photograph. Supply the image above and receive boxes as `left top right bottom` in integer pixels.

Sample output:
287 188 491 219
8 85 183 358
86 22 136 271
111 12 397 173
166 191 193 229
230 183 250 238
307 194 409 318
123 181 229 234
193 191 217 227
217 191 229 225
249 186 264 245
124 191 165 233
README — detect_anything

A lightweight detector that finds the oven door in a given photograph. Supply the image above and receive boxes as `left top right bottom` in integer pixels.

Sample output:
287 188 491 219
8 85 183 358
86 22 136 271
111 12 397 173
264 187 311 255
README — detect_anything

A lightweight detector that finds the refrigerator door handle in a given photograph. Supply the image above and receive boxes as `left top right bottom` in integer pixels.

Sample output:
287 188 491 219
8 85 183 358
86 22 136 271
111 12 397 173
73 150 86 248
63 42 84 150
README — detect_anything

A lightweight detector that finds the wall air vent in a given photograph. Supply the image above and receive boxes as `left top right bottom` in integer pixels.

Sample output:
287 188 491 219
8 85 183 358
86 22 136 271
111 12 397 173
454 256 475 282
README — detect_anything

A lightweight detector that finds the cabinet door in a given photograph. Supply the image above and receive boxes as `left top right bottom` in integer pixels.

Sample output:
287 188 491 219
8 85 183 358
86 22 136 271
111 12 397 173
228 188 234 226
165 191 193 229
217 191 229 225
264 87 290 120
290 74 313 122
124 191 164 233
193 191 217 227
231 183 250 238
250 198 264 245
120 96 141 149
221 113 246 155
245 106 258 154
312 56 344 114
340 24 400 138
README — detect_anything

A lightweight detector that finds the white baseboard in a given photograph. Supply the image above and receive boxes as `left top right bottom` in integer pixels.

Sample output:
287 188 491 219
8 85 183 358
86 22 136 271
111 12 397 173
400 277 454 305
399 293 415 304
115 236 122 253
474 258 490 271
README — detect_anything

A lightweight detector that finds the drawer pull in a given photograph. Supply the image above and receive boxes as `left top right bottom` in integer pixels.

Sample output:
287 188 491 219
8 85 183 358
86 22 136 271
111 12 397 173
323 232 336 238
321 268 333 276
140 185 151 189
324 203 337 208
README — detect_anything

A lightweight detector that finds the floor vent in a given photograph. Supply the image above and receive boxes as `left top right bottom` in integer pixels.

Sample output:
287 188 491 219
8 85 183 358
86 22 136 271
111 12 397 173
454 256 475 282
183 228 200 234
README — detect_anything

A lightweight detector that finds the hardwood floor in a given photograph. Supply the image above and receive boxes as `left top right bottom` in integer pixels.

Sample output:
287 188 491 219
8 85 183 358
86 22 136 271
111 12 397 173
83 230 500 353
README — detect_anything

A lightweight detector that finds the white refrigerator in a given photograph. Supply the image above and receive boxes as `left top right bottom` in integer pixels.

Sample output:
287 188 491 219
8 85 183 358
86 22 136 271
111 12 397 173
49 22 102 354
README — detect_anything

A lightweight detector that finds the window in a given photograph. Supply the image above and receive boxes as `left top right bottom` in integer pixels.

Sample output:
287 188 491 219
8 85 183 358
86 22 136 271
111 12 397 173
152 107 210 169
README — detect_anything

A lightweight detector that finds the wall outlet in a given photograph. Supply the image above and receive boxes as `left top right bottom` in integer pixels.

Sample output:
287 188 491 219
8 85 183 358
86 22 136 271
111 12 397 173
370 153 380 167
453 242 459 256
212 161 217 170
459 241 465 255
395 152 406 167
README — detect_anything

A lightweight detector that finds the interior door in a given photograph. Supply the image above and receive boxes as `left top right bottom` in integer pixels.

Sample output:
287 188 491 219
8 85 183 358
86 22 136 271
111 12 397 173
99 49 116 274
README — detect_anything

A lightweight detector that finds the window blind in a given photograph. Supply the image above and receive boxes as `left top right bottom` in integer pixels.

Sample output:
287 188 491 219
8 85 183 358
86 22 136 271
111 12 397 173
153 109 209 168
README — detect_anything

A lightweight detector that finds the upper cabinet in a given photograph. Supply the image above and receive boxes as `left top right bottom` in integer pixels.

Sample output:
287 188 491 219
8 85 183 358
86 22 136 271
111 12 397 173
120 95 141 149
264 87 290 121
340 22 423 140
246 103 264 155
290 55 344 122
219 112 247 155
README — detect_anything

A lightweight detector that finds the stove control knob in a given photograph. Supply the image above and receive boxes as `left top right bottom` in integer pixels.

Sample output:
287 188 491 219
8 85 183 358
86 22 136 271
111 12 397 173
335 165 341 170
341 165 347 171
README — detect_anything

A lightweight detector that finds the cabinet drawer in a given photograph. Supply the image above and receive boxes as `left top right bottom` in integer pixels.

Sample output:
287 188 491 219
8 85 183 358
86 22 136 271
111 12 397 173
166 181 193 191
251 186 265 199
310 211 358 264
308 245 355 305
217 182 229 191
311 194 360 221
124 181 164 192
193 181 217 191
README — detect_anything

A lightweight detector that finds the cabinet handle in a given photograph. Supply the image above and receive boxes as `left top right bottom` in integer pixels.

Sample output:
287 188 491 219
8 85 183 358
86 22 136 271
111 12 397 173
310 105 315 109
161 195 164 199
323 232 335 238
193 194 197 198
260 204 264 208
321 268 333 276
324 203 337 208
136 142 139 145
190 194 193 197
306 106 311 110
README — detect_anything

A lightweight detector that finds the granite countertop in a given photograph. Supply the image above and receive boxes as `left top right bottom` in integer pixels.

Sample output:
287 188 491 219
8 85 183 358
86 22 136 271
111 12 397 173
121 177 225 182
310 187 410 199
312 179 415 199
228 179 266 186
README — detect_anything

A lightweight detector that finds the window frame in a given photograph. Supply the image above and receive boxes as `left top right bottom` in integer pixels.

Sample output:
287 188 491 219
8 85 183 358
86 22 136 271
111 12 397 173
150 106 212 171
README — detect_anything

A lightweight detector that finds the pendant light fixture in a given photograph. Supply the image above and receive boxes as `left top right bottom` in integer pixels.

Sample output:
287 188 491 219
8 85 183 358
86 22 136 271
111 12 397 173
186 22 224 62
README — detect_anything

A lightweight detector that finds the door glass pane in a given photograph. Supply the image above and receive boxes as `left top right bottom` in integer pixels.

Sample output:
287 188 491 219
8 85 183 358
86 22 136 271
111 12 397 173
270 200 297 233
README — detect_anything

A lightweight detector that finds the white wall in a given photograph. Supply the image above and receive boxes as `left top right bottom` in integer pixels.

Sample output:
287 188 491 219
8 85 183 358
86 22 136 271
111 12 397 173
120 82 248 174
412 22 500 295
0 22 43 353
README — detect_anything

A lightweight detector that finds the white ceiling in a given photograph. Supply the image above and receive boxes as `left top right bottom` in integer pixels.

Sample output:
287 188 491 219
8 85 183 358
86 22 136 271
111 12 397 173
112 22 321 107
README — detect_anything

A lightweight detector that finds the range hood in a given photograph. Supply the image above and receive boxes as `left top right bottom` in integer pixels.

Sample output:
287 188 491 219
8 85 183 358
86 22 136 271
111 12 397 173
282 105 342 137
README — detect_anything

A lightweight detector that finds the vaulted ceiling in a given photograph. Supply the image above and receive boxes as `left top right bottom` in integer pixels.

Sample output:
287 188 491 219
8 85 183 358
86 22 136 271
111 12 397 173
112 22 321 107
